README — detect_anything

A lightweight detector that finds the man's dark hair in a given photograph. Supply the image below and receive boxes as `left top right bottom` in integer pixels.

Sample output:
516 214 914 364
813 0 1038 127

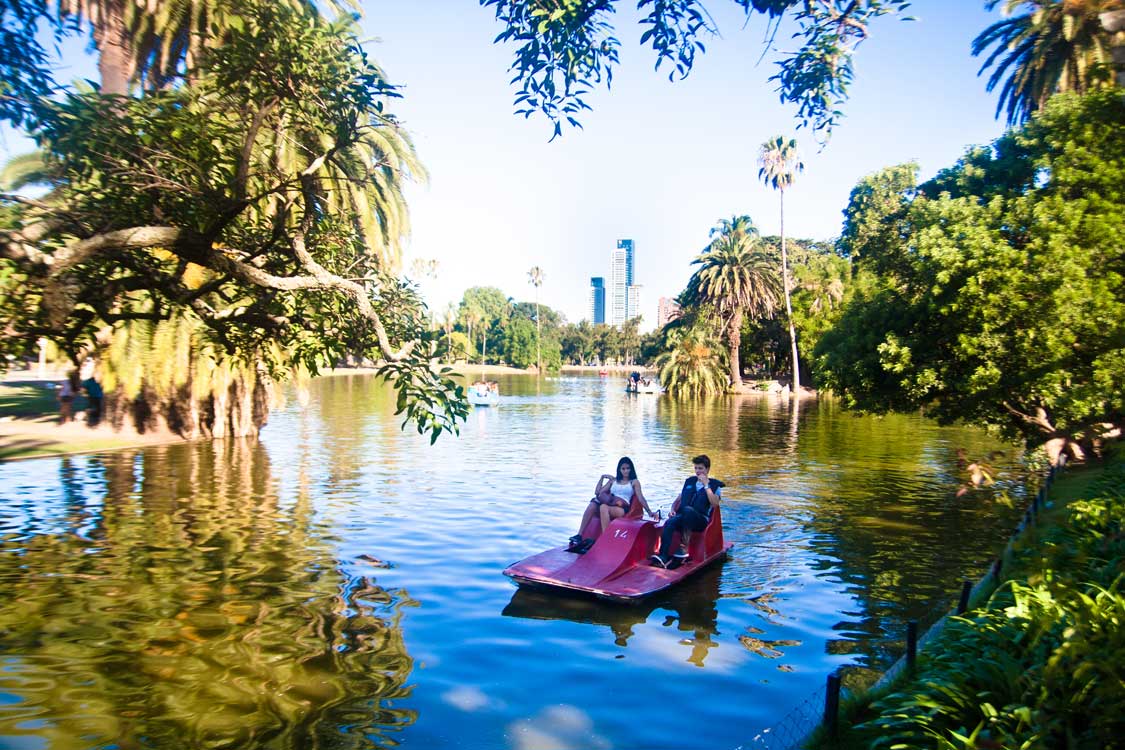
692 454 710 470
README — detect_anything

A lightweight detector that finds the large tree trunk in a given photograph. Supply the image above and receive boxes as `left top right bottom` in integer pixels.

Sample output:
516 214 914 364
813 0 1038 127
779 189 801 397
92 0 135 95
728 308 743 389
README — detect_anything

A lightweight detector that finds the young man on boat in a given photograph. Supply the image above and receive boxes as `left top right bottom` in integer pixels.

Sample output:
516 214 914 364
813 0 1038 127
651 455 723 568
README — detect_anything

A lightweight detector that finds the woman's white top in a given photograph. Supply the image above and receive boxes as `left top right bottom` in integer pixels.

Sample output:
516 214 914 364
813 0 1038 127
610 480 635 500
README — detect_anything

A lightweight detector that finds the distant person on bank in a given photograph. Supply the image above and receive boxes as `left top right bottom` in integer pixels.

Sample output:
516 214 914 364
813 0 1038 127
651 454 723 568
83 376 103 426
56 371 80 424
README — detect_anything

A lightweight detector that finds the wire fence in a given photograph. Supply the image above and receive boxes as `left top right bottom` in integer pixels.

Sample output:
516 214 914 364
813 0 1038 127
740 684 828 750
740 460 1065 750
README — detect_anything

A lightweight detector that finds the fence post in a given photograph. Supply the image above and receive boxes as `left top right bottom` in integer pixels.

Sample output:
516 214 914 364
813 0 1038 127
825 672 841 738
906 621 918 673
957 580 973 614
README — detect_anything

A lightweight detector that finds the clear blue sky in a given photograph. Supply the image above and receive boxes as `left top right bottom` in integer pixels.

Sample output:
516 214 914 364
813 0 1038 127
3 1 1010 329
365 0 1008 328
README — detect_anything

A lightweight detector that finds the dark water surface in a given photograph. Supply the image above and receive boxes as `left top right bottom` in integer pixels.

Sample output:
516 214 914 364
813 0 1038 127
0 374 1027 750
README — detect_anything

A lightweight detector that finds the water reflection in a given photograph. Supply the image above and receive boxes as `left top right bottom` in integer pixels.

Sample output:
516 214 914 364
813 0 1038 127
503 566 726 667
0 439 415 750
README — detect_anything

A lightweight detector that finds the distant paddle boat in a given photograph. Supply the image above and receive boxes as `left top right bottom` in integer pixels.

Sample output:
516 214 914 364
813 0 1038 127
625 378 662 394
467 381 500 406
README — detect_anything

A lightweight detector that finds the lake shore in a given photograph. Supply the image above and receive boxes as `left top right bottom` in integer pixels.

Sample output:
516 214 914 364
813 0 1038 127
0 363 539 461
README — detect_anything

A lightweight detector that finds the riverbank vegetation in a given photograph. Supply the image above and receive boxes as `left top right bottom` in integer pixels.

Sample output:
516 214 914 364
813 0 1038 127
814 451 1125 749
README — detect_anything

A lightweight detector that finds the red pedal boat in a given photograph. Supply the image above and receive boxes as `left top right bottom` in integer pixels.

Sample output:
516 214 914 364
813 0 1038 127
503 498 732 603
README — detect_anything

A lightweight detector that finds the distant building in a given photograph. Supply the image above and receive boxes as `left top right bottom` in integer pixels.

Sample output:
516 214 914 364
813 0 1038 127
657 297 681 328
588 277 606 324
609 239 636 326
626 284 642 322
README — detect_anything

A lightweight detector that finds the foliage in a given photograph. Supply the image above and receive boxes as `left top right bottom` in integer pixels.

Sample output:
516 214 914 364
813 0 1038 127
479 0 913 138
653 319 729 396
504 317 538 368
814 90 1125 452
0 0 58 127
557 318 644 365
837 162 918 259
972 0 1121 127
854 461 1125 749
0 3 467 439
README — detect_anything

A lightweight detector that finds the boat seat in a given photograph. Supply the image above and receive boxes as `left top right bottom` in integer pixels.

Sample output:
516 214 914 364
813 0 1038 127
659 501 725 560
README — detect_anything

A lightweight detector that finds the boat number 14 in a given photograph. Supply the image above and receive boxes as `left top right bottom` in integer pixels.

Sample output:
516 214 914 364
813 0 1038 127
614 529 629 539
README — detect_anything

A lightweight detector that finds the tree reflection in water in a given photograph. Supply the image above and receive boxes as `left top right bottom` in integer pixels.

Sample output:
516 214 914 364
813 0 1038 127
0 439 416 750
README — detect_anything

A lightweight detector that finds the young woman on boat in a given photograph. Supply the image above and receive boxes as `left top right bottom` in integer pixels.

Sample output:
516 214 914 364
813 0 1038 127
568 456 652 551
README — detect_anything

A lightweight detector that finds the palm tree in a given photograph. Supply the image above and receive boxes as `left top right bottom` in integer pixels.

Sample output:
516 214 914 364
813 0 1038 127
527 266 544 373
441 303 457 359
973 0 1118 127
758 136 805 397
684 216 781 390
56 0 356 94
654 326 729 397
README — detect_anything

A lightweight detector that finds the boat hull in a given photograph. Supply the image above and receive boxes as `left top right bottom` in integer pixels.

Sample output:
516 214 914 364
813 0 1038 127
503 508 732 603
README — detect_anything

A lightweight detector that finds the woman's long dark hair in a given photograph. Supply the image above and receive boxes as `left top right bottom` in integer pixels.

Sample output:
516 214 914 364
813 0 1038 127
615 456 638 482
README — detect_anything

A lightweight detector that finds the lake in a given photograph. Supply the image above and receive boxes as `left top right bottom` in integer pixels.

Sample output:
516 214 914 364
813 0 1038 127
0 373 1026 749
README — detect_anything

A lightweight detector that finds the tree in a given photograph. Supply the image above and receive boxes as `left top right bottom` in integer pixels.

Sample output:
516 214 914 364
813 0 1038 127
814 90 1125 463
527 265 543 373
653 323 728 397
504 317 537 368
683 216 781 389
458 286 509 363
0 4 466 442
758 136 805 395
972 0 1120 127
480 0 913 139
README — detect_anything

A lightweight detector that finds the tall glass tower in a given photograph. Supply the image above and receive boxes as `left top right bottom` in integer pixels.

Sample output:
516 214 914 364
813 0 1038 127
588 277 606 324
610 239 635 326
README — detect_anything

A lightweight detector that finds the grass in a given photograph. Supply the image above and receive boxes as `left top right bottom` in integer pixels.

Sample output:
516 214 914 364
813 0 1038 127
0 382 69 418
805 454 1119 750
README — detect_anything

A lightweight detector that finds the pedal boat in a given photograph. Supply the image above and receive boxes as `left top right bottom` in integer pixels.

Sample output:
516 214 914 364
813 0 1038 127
503 499 732 603
467 386 499 406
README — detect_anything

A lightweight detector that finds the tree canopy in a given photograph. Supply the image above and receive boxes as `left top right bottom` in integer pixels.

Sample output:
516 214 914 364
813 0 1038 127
0 2 466 441
814 90 1125 458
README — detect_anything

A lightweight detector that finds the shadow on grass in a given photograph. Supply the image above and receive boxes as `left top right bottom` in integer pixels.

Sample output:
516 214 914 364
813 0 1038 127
0 437 57 460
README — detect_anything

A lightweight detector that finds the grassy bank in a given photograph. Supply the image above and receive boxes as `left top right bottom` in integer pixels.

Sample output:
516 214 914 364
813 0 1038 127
811 453 1124 749
0 380 185 461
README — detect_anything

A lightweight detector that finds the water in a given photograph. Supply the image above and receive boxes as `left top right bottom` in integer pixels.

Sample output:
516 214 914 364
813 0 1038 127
0 374 1027 749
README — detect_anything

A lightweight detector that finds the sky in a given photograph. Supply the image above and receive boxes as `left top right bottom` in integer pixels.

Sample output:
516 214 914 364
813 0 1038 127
3 1 1011 329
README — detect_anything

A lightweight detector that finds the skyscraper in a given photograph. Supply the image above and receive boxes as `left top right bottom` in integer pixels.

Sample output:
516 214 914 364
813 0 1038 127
588 277 606 324
626 284 642 322
609 239 636 326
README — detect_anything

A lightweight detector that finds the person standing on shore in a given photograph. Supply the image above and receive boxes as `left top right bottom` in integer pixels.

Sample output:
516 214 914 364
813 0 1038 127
57 371 79 424
83 376 103 426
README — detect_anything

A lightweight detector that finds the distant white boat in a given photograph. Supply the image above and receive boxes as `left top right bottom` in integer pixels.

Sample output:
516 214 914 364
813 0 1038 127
468 383 500 406
625 381 663 394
